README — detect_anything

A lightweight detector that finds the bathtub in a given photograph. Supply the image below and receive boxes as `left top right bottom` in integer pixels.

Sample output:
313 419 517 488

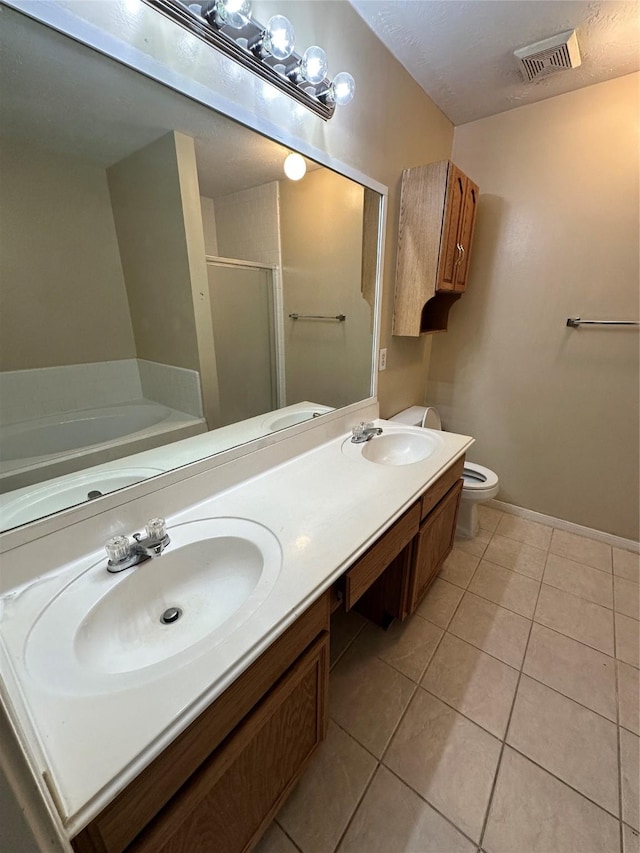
0 400 206 493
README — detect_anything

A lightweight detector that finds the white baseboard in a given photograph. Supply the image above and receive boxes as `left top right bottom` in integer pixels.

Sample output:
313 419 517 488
487 499 640 554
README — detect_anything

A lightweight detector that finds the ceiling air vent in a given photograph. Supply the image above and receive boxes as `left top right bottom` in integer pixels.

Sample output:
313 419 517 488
514 30 581 82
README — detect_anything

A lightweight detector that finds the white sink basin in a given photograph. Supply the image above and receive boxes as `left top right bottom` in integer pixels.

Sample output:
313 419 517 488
264 406 332 432
342 427 442 466
25 517 281 694
0 467 165 529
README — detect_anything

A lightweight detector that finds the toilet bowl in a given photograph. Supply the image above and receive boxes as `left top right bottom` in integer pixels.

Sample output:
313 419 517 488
389 406 499 539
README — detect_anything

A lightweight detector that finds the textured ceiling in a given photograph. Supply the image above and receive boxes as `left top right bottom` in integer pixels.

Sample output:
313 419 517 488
349 0 640 124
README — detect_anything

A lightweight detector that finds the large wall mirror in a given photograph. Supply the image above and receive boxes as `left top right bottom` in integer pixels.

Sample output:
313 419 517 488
0 5 384 533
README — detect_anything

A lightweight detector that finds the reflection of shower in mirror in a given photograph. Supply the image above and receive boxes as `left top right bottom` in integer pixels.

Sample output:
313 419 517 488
0 5 384 531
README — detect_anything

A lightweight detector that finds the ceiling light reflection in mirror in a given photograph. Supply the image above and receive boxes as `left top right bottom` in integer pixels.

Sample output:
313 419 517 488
0 6 383 533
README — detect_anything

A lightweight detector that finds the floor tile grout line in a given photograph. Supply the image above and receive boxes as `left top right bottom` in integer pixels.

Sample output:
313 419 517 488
495 528 618 577
544 549 616 579
526 618 620 660
335 564 495 850
273 818 304 852
467 554 545 584
379 763 484 850
477 564 545 851
417 682 510 742
418 657 622 737
517 669 618 727
537 578 616 615
329 680 421 853
540 579 615 613
352 614 444 687
614 612 624 853
419 600 532 671
460 577 541 621
503 743 623 823
330 760 378 852
328 619 367 672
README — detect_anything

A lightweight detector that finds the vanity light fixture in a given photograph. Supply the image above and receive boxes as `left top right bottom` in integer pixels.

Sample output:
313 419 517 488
283 153 306 181
144 0 355 119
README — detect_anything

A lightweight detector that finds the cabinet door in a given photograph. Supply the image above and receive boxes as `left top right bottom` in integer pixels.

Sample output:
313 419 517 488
127 635 329 853
407 480 463 613
436 166 466 292
454 179 479 292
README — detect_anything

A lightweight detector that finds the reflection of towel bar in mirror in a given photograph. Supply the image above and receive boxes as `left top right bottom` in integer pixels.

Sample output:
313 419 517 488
289 313 346 321
566 317 640 328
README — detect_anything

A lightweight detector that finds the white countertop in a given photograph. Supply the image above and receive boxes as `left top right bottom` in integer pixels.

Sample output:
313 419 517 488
0 420 473 836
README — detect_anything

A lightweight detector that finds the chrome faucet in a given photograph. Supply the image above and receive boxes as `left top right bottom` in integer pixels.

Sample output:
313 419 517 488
351 421 383 443
105 517 171 573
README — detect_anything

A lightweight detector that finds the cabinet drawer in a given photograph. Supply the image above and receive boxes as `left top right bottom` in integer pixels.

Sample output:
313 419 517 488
421 457 464 520
344 501 420 610
409 480 463 613
72 593 330 853
127 634 329 853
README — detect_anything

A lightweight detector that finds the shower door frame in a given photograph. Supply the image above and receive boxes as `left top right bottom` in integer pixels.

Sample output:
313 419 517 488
205 255 285 415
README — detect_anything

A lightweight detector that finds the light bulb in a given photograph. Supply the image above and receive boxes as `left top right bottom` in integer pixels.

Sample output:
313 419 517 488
328 71 355 106
301 46 328 84
208 0 252 29
284 153 306 181
263 15 294 61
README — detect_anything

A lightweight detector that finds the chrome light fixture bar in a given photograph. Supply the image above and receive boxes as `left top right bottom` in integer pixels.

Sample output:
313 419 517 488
142 0 356 120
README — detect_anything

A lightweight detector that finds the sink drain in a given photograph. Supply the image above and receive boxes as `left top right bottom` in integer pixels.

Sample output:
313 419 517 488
160 607 182 625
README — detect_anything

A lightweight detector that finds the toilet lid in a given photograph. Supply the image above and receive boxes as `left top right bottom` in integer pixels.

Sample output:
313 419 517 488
462 462 499 490
421 407 442 430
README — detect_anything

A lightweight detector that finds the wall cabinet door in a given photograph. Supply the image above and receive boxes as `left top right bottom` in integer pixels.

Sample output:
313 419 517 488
436 170 479 294
407 480 463 613
453 177 479 292
436 165 467 292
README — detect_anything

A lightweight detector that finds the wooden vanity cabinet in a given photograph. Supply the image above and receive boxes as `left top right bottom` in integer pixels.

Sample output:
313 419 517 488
342 458 464 626
406 479 463 613
393 161 479 336
72 593 330 853
406 457 463 614
343 502 421 612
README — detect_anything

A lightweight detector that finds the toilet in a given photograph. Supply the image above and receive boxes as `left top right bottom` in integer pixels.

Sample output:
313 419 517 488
389 406 499 539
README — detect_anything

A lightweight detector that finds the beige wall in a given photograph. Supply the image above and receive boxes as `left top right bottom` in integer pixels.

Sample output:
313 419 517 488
427 74 639 540
0 138 135 370
280 168 371 407
108 132 201 372
214 182 281 267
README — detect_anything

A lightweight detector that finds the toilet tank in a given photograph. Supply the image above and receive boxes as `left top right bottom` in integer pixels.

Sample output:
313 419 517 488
390 406 442 430
389 406 427 427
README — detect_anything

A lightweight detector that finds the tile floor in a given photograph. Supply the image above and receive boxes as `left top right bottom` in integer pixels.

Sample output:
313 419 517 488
256 508 640 853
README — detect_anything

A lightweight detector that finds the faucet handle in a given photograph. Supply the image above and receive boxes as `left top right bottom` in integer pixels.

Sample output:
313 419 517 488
352 422 365 440
145 517 167 543
105 535 131 564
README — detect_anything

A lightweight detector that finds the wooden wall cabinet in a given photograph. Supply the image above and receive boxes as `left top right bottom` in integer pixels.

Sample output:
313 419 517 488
72 594 330 853
393 161 479 336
